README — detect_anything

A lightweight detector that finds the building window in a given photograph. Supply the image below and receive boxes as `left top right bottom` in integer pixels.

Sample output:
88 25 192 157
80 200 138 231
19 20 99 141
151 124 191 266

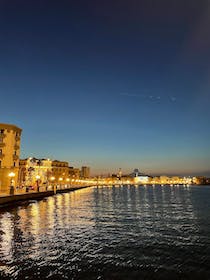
0 160 1 167
14 150 17 155
14 162 16 167
0 149 2 155
0 129 4 134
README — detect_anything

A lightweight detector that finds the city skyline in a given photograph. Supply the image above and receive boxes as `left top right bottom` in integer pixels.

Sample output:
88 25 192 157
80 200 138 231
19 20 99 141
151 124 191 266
0 121 207 178
1 1 210 176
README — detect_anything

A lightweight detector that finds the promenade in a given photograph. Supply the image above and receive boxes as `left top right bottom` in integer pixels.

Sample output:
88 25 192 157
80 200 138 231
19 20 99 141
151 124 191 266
0 185 92 207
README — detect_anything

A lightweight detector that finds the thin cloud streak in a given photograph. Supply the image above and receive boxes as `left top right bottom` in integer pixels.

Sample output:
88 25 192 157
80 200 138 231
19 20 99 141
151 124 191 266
120 92 177 102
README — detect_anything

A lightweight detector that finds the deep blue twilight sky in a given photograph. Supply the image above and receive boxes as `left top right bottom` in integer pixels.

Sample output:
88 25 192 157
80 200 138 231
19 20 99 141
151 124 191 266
0 0 210 176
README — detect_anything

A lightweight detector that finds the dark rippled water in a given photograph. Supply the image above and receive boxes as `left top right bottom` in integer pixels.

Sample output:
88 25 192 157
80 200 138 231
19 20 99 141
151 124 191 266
0 185 210 279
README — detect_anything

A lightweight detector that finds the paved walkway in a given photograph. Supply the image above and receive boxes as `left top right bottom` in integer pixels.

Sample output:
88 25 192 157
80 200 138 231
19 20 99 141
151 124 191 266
0 184 85 197
0 191 36 197
0 185 93 204
0 188 46 197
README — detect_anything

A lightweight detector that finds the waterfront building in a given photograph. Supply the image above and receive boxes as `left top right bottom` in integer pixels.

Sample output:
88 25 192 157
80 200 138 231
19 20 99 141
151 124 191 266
19 158 52 189
69 167 81 181
130 169 150 184
192 176 207 185
134 175 150 184
159 176 170 184
81 166 90 178
0 123 22 193
19 158 83 188
151 175 193 185
51 160 70 185
205 178 210 185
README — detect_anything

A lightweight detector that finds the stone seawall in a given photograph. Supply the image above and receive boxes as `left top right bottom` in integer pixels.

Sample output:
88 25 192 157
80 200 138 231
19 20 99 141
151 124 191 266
0 186 91 207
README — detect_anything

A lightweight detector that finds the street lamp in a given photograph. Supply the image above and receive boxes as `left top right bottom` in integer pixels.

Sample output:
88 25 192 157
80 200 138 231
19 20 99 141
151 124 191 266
59 177 63 189
50 176 55 185
66 178 70 188
49 176 56 194
8 172 15 195
36 175 41 192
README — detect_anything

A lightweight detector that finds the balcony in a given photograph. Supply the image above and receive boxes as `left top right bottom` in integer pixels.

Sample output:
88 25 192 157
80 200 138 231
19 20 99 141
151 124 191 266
15 135 20 141
0 142 5 147
13 154 19 160
0 133 6 139
14 144 20 150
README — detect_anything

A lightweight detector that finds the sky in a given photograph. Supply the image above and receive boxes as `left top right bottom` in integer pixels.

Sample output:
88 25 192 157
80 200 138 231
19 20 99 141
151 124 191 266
0 0 210 176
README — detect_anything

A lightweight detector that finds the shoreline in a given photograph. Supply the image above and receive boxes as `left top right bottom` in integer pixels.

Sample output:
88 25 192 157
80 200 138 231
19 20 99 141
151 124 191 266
0 183 208 209
0 185 92 208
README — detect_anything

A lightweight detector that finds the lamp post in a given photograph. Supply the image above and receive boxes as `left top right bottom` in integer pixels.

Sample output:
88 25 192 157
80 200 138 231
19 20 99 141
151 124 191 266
8 172 15 195
36 175 41 192
50 176 56 194
66 178 70 188
71 175 75 187
59 177 63 189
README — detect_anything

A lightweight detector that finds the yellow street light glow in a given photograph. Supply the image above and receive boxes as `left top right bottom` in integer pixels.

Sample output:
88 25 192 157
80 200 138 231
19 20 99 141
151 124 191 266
66 178 70 182
59 177 63 181
8 172 15 178
50 176 55 181
36 175 40 180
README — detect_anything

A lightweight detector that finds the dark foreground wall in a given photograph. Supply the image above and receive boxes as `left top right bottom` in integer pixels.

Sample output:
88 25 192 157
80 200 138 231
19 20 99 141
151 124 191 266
0 186 91 207
0 191 54 206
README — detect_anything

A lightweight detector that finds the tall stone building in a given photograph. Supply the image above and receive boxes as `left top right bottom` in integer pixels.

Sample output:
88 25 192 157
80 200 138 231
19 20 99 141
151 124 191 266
0 123 22 193
69 167 81 180
81 166 90 178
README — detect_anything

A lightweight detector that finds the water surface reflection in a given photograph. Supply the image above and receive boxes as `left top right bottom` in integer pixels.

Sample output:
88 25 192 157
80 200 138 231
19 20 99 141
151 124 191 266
0 185 210 279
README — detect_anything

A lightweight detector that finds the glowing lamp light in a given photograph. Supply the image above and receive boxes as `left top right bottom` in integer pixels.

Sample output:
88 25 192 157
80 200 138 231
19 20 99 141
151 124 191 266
8 172 15 178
